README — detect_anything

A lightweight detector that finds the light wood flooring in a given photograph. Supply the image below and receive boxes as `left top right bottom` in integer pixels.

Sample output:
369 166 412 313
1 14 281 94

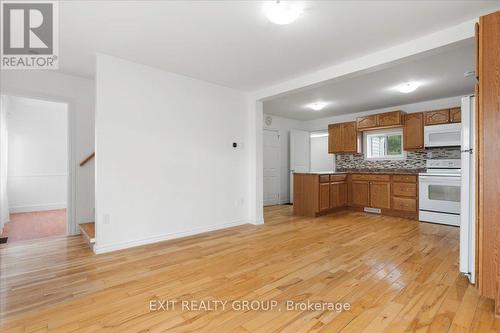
1 205 499 332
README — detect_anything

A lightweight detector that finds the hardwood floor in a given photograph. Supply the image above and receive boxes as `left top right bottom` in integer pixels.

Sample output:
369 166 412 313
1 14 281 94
1 205 498 332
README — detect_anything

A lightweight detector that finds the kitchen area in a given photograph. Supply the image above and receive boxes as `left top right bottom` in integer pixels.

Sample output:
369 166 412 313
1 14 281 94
291 96 476 282
263 38 479 286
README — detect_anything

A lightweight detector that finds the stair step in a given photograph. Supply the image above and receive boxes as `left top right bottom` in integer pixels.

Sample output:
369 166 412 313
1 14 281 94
79 222 95 250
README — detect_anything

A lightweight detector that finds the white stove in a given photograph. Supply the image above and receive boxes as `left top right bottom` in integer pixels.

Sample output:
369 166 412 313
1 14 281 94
419 159 461 226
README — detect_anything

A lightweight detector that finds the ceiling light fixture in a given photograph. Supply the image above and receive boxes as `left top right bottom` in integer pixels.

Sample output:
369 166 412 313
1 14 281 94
263 1 304 25
394 81 421 93
307 102 328 111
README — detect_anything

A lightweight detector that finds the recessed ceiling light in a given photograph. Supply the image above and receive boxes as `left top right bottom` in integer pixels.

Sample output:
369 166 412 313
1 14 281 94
394 81 421 93
263 1 304 25
307 102 328 111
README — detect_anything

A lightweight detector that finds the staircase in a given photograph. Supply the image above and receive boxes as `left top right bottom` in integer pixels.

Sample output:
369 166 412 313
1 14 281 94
79 222 95 251
79 152 95 251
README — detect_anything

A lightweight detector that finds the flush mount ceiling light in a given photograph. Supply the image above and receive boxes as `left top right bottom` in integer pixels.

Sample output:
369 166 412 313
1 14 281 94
394 81 421 93
263 1 304 25
307 102 328 111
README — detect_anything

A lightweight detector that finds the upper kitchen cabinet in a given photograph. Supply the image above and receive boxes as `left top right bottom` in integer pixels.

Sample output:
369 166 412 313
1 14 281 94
378 111 403 127
403 112 424 151
424 109 450 125
357 111 403 130
328 121 362 154
356 115 378 129
424 108 462 125
450 107 461 123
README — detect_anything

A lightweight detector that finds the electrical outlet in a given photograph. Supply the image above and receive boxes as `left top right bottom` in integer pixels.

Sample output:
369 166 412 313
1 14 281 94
103 214 110 225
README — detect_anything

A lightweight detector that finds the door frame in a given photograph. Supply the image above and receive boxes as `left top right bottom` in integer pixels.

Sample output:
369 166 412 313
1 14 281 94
263 128 281 206
1 90 77 236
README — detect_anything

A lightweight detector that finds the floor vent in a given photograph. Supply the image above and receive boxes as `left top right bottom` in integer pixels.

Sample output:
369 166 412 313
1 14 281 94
364 207 382 214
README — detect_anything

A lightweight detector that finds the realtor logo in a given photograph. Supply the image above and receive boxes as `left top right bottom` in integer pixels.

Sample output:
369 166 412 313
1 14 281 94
1 1 58 69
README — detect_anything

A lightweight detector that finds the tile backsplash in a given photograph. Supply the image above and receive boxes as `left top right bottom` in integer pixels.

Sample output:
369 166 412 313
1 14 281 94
335 147 460 170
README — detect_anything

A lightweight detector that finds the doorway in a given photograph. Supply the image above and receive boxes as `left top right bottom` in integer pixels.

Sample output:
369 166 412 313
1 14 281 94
263 129 280 206
0 95 69 242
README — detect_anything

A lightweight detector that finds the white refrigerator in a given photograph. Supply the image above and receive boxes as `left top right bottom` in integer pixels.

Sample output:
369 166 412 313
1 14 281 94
459 95 476 284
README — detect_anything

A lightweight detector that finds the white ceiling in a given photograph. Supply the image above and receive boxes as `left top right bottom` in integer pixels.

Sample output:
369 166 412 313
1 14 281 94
57 1 500 91
263 39 476 121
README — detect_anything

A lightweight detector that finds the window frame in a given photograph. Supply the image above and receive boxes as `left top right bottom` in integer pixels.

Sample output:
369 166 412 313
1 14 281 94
363 128 406 161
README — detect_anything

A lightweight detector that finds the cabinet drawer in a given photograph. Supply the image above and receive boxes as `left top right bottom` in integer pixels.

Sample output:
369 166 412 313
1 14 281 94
319 175 331 183
392 175 417 183
351 174 390 182
330 174 347 182
392 197 417 212
393 183 417 197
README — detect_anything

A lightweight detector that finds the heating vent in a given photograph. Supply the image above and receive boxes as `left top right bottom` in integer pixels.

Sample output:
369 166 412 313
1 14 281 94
364 207 382 214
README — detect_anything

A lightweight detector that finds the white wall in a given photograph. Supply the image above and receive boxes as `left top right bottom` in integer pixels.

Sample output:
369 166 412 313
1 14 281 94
310 134 334 172
7 96 68 213
263 114 301 204
94 54 249 253
0 70 95 233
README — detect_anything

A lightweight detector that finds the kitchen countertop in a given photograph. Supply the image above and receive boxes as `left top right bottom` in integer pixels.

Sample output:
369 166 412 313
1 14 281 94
294 169 424 175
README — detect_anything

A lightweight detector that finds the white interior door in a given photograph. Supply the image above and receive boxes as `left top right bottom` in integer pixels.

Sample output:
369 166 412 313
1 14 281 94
290 129 310 203
263 129 280 206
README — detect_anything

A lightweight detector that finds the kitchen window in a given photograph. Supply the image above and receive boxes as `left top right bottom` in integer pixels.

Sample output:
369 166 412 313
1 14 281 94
364 128 405 160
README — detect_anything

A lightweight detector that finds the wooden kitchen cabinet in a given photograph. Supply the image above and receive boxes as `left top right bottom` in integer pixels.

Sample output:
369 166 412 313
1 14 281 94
450 107 461 123
342 122 359 152
425 109 450 125
403 112 424 151
377 111 403 127
357 111 403 130
330 182 347 208
370 182 391 209
294 172 418 220
319 183 330 211
328 122 361 154
328 124 342 153
293 173 347 217
356 115 378 129
351 181 370 207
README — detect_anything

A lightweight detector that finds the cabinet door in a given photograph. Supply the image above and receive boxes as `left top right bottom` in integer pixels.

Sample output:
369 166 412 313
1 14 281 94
378 111 402 127
339 182 347 207
319 183 330 211
342 122 359 153
351 181 370 207
357 115 378 129
328 124 343 153
330 182 347 208
425 109 450 125
450 107 461 123
370 182 391 209
403 112 424 150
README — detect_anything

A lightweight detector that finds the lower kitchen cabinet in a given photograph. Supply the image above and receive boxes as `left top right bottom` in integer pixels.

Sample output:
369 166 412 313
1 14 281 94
293 173 348 217
351 181 370 207
319 183 330 211
370 182 391 209
330 182 347 208
293 172 418 219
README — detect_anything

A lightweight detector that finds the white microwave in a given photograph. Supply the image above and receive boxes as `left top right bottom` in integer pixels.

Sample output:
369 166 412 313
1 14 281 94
424 123 462 147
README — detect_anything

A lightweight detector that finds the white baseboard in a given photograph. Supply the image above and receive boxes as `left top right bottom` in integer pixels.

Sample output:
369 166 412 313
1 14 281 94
93 219 251 254
9 203 67 214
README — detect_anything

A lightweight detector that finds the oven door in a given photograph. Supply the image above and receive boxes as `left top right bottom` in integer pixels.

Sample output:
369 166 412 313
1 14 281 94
419 175 461 214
